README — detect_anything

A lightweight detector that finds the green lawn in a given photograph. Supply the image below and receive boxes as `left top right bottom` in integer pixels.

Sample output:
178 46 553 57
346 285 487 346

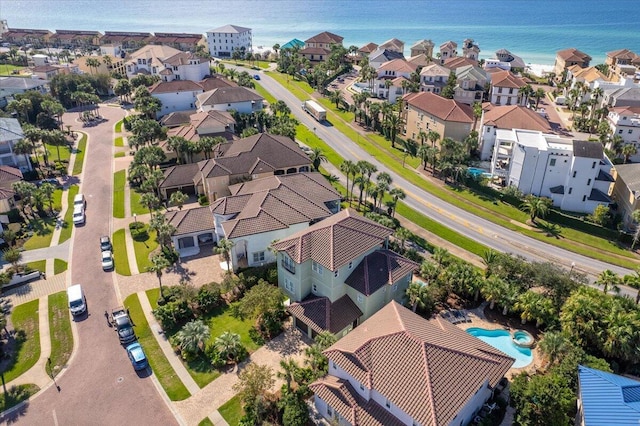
114 151 125 158
44 143 71 164
130 189 149 216
147 288 160 310
124 293 191 401
54 259 68 275
22 217 56 250
133 226 158 272
218 395 243 426
48 291 73 375
113 228 131 276
115 119 123 133
72 132 87 176
25 260 45 273
115 136 124 147
0 64 26 75
198 418 214 426
222 59 271 69
113 170 126 218
59 185 79 244
0 384 39 412
4 300 40 382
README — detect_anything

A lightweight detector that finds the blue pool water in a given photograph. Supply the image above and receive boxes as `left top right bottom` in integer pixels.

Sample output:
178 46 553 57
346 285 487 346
466 327 533 369
467 167 492 179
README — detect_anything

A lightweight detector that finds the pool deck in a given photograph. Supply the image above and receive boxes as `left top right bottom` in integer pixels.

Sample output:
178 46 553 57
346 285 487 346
455 302 543 378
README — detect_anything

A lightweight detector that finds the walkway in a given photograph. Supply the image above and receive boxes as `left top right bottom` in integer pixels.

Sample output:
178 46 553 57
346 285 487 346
3 273 67 307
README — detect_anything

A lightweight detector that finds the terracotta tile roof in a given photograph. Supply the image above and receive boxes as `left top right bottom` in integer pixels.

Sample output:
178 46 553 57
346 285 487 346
322 301 514 426
610 106 640 115
163 51 204 66
607 49 639 61
439 40 457 50
149 80 203 94
404 92 474 123
190 110 236 129
196 86 263 106
151 33 203 44
344 250 418 296
573 140 603 159
128 44 181 64
490 70 527 88
0 166 22 199
482 105 553 132
443 56 477 70
159 163 199 189
160 111 194 127
378 38 404 52
378 59 417 74
571 66 609 83
211 173 339 239
300 47 331 56
288 295 362 334
271 209 391 271
310 376 405 426
305 31 344 44
165 206 215 235
358 42 378 54
412 39 435 50
420 63 450 77
557 48 592 62
407 54 431 67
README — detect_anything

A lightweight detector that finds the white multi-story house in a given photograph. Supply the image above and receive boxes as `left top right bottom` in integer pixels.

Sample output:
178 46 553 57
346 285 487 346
195 86 264 114
206 25 252 58
368 48 405 70
125 45 209 81
491 129 614 213
419 63 449 94
310 301 514 426
606 106 640 162
271 209 418 338
0 118 33 172
374 59 417 103
149 80 204 117
489 70 527 106
479 104 553 161
565 65 611 104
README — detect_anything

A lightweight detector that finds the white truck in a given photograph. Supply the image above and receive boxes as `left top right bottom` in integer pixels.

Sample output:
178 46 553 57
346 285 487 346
302 100 327 122
111 307 136 344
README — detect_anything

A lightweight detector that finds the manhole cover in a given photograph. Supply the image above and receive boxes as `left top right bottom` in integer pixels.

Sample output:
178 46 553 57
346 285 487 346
116 376 124 383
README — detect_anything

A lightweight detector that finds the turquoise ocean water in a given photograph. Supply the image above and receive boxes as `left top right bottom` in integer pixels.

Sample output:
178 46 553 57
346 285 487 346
2 0 639 65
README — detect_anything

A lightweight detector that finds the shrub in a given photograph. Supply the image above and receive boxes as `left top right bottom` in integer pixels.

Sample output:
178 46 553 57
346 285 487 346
249 327 265 345
196 282 222 314
129 221 145 231
198 195 209 206
204 344 227 369
152 299 193 330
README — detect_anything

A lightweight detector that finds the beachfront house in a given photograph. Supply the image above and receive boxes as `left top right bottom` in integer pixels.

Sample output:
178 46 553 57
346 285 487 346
125 44 209 81
419 63 450 94
402 91 474 146
368 49 405 70
373 59 417 103
410 39 435 59
478 104 554 161
462 38 481 60
377 38 404 54
0 118 33 173
300 31 344 63
271 209 418 338
206 25 252 59
609 164 640 231
310 301 514 426
452 64 488 105
605 106 640 162
438 40 458 63
489 70 528 106
553 48 592 79
605 49 640 80
491 129 614 214
357 42 379 59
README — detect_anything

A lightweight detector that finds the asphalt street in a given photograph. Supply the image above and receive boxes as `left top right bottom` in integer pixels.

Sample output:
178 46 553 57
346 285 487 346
253 69 636 283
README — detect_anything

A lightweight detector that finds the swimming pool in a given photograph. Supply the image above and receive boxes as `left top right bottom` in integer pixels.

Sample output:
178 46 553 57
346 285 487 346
466 327 533 368
467 167 492 179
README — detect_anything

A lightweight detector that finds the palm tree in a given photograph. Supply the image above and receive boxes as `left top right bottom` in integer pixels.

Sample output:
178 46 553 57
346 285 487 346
498 282 521 315
388 188 405 217
394 227 412 252
623 269 640 304
472 102 482 130
406 282 430 312
534 88 546 108
309 147 327 172
427 130 440 148
595 269 621 294
622 143 637 163
215 238 235 273
147 253 170 297
277 358 300 391
339 160 357 205
169 191 189 210
538 331 569 366
384 113 402 148
520 195 552 224
140 192 160 215
149 213 176 250
174 319 210 357
480 249 499 277
166 136 188 164
329 90 344 109
85 57 101 75
39 182 56 214
482 276 506 310
2 247 23 272
632 210 640 251
214 331 243 364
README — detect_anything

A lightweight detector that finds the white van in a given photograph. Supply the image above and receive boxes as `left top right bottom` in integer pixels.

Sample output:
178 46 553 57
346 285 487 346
74 193 86 208
67 284 86 316
72 205 85 225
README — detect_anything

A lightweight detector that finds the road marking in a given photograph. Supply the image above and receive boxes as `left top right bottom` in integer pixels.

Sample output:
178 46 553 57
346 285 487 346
52 409 59 426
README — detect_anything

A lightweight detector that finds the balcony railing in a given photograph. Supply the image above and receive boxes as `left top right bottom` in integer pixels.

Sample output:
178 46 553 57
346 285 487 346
281 260 295 274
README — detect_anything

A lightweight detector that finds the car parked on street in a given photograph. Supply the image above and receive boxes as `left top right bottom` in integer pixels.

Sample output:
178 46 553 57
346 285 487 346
73 206 85 225
253 74 260 80
101 250 114 270
125 342 148 371
100 236 112 251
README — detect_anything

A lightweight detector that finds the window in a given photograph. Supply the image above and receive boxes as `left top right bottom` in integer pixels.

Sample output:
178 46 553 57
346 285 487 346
573 171 577 178
312 261 323 275
568 187 573 194
348 261 353 269
359 383 364 391
630 130 634 134
549 158 556 166
587 178 591 185
357 294 363 303
284 278 294 293
385 399 391 409
327 406 333 417
619 130 623 134
252 251 265 263
334 270 339 278
312 283 318 294
393 284 398 292
282 255 295 274
582 195 586 202
592 161 596 169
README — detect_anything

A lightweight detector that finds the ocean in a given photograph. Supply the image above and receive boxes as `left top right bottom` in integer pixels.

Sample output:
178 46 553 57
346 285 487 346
2 0 639 65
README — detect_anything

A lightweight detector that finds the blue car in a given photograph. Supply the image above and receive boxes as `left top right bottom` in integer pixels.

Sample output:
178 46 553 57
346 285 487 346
253 74 260 80
126 342 149 371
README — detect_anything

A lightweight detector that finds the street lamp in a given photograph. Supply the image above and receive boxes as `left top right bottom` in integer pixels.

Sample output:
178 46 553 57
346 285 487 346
133 213 137 224
47 357 61 392
570 261 576 275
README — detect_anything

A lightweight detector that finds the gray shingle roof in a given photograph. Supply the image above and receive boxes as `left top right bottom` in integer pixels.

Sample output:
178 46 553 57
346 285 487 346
321 301 514 426
0 117 24 142
573 140 603 158
196 87 263 106
344 250 418 296
613 164 640 193
159 163 199 189
165 206 215 235
288 295 362 334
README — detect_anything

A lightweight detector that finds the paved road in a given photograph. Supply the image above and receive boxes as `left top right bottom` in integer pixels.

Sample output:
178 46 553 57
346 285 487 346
13 106 177 425
253 69 635 281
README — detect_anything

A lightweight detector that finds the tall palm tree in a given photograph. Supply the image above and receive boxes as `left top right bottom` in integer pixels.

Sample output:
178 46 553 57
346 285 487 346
277 358 300 391
339 160 357 205
214 331 243 364
498 282 521 315
538 331 569 366
169 191 189 210
595 269 621 294
472 102 482 130
329 90 344 109
140 192 160 215
622 143 637 163
427 130 440 148
534 88 546 108
406 282 430 312
147 253 170 297
481 276 506 310
394 227 412 252
623 268 640 304
417 129 428 146
309 147 327 172
520 195 552 224
215 238 235 273
384 113 403 148
388 188 405 217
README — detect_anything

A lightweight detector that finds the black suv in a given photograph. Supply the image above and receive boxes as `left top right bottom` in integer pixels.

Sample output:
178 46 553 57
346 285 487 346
100 236 112 252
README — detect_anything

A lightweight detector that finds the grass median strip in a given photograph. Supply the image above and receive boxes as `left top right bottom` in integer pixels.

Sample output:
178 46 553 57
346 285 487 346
124 293 191 401
48 291 73 374
113 228 131 276
218 395 243 426
115 136 124 147
4 299 40 382
0 384 39 412
59 185 79 244
54 259 68 274
72 132 87 176
113 170 125 218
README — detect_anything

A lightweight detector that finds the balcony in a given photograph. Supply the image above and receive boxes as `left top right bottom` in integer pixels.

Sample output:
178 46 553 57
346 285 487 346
281 260 295 274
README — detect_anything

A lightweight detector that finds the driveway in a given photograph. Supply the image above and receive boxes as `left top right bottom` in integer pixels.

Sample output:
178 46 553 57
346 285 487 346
8 104 178 425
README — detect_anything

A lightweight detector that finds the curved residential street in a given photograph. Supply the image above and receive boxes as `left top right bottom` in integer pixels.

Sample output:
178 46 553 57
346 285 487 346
11 106 177 425
253 69 635 279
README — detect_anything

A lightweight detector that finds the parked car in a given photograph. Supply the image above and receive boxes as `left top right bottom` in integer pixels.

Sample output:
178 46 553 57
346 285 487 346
125 342 148 371
101 250 114 270
73 206 85 225
100 236 112 251
253 74 260 80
